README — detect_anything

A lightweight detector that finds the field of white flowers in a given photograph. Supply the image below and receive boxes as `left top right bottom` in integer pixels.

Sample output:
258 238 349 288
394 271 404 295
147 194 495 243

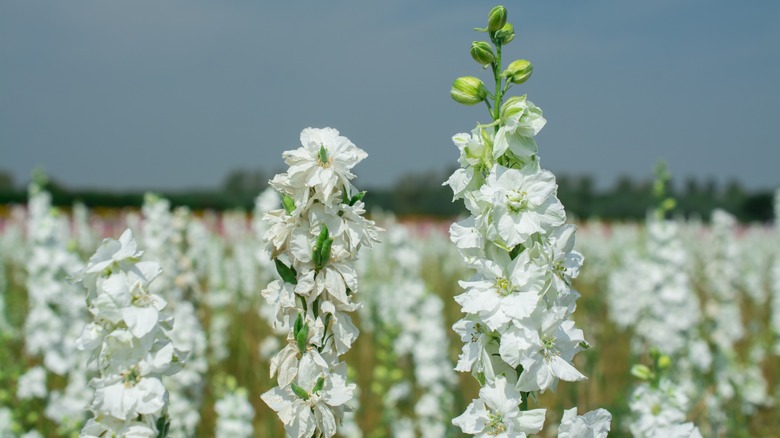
0 181 778 437
1 5 778 438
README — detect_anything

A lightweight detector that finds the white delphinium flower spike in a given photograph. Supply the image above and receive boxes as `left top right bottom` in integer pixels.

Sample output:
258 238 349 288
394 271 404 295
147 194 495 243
215 384 255 438
76 229 186 437
261 127 381 437
446 5 609 434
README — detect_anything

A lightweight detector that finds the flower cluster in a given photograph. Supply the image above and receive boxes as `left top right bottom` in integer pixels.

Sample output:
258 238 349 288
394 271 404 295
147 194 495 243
628 352 703 438
139 195 208 436
22 182 92 432
214 378 255 438
358 217 457 436
75 229 186 437
260 127 381 437
447 5 608 435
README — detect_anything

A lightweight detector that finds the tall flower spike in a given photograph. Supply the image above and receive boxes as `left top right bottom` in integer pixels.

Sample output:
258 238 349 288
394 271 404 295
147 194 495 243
446 5 610 434
261 127 381 438
76 229 187 438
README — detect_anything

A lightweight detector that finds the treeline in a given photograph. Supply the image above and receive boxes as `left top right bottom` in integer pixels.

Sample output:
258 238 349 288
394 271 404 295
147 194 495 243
0 169 775 223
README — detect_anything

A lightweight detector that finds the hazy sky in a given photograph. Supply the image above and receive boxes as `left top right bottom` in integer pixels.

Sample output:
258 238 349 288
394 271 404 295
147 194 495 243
2 1 778 191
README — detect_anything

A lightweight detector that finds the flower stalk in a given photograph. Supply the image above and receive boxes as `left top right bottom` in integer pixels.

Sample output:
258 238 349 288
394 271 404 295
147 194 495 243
260 127 381 437
447 5 610 436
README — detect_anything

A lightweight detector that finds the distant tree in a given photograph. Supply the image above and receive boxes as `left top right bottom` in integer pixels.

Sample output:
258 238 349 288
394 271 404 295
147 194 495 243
0 170 14 191
222 169 268 195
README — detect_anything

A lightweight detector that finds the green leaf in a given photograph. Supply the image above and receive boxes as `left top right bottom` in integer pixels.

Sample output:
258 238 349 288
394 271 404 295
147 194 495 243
275 259 298 285
291 382 309 400
156 416 170 438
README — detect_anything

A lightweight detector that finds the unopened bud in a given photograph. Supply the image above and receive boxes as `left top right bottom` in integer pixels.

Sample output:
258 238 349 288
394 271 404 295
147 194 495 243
494 22 515 45
503 59 533 84
631 364 653 381
488 6 507 32
451 76 488 105
470 41 496 66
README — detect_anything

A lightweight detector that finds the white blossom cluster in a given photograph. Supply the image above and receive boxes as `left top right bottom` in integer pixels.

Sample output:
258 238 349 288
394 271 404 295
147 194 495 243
140 195 209 436
445 96 609 435
214 385 255 438
21 184 93 432
74 229 187 437
607 217 702 356
358 217 457 436
703 209 744 352
628 378 702 438
260 127 381 437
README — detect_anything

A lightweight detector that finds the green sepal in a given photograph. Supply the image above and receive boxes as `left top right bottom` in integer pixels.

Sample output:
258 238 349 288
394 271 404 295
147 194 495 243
296 322 309 353
282 194 296 215
312 376 325 394
291 382 310 401
275 259 298 285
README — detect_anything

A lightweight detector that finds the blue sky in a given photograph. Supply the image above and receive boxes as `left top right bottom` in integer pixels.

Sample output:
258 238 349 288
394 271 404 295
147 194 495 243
1 1 778 191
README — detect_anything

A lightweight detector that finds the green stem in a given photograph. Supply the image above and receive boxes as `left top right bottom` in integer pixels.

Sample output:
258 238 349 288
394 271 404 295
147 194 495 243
491 41 503 123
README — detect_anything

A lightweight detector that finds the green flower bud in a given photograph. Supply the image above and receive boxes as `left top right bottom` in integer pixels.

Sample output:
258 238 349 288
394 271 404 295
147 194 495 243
296 321 309 353
494 22 515 45
319 238 333 268
488 6 507 32
658 354 671 369
312 376 326 394
293 313 303 338
502 59 533 84
631 364 653 381
450 76 488 105
282 194 296 215
470 41 495 66
291 382 310 400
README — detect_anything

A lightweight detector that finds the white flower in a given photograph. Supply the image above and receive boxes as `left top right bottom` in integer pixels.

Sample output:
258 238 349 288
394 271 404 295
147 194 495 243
453 376 546 437
512 309 587 392
283 127 367 203
215 388 255 438
455 252 545 331
557 407 611 438
85 229 143 274
478 165 566 248
17 366 47 400
453 316 493 373
262 356 355 438
500 95 546 137
90 372 166 421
